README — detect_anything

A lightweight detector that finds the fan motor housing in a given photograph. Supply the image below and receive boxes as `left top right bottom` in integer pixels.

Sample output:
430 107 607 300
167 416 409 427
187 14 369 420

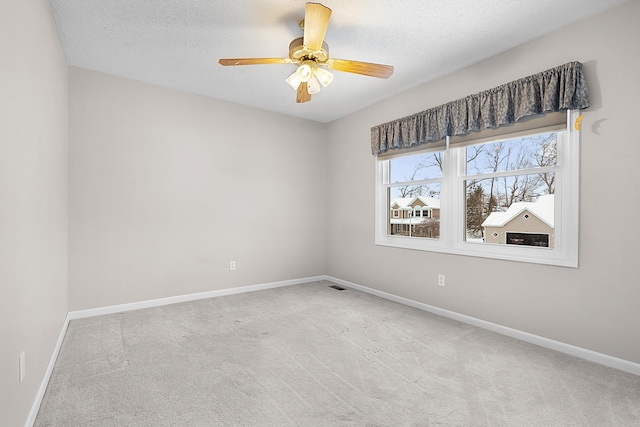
289 37 329 63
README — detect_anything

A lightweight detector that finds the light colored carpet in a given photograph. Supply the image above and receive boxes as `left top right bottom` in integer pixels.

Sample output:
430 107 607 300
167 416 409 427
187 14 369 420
35 281 640 426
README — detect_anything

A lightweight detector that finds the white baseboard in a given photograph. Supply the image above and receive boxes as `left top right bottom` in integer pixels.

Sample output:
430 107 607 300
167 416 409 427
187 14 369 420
68 276 325 320
26 276 324 426
324 275 640 377
25 314 71 427
28 274 639 426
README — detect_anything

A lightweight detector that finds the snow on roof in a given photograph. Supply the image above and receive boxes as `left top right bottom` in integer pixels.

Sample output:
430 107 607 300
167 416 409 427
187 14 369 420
390 217 429 225
391 196 441 209
482 194 554 228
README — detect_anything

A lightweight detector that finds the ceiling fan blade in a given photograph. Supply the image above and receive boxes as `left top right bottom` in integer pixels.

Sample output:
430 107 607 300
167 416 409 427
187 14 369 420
218 58 292 66
296 82 312 103
303 3 332 51
326 59 394 79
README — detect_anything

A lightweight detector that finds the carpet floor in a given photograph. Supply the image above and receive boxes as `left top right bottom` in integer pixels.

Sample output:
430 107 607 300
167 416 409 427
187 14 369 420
35 281 640 426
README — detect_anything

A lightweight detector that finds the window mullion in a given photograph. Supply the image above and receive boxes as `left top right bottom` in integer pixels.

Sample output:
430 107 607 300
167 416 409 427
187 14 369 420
441 139 462 247
463 166 558 181
387 177 442 188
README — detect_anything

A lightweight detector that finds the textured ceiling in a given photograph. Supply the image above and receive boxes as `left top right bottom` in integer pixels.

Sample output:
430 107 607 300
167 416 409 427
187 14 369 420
49 0 626 123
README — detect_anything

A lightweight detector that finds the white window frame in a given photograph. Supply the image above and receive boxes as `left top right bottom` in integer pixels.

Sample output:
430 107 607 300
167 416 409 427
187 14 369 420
375 110 580 268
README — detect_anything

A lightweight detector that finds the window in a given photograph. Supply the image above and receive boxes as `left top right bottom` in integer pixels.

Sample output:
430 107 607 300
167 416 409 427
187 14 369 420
386 153 442 239
375 111 580 267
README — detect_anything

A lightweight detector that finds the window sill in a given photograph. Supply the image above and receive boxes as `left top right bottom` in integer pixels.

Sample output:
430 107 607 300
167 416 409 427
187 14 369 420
375 236 578 268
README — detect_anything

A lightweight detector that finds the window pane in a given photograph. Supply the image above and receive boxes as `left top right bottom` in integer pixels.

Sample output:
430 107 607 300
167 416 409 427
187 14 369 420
465 174 555 247
466 133 557 175
390 152 443 183
389 184 440 239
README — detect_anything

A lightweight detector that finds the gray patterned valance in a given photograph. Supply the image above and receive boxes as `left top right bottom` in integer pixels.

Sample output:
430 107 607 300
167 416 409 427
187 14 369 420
371 61 589 155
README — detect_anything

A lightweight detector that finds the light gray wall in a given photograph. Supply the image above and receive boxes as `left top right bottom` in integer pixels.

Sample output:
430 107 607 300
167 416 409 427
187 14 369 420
326 0 640 364
68 67 327 310
0 0 69 425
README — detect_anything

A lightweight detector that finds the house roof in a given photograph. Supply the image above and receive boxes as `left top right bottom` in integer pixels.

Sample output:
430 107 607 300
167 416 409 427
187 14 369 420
482 194 554 228
390 218 428 225
391 196 440 210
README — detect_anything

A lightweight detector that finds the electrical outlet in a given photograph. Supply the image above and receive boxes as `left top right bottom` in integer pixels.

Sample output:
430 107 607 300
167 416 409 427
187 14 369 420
438 274 445 287
19 351 25 383
229 261 236 271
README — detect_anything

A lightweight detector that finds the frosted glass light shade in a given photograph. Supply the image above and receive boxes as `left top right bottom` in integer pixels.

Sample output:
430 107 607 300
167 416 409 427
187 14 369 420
286 72 302 90
296 64 312 83
314 67 333 87
307 76 321 94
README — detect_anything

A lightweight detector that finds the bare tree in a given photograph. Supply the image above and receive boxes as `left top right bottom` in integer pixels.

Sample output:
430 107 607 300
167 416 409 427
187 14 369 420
483 142 510 212
501 142 542 204
466 146 485 165
535 133 557 194
396 153 444 198
397 163 426 197
427 152 444 172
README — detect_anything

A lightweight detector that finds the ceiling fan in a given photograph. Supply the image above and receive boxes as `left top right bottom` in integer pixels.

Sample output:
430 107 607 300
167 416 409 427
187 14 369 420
218 2 394 103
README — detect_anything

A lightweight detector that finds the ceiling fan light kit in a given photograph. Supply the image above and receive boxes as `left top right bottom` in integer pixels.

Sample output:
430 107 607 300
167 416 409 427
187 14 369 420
286 60 333 94
218 2 394 104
